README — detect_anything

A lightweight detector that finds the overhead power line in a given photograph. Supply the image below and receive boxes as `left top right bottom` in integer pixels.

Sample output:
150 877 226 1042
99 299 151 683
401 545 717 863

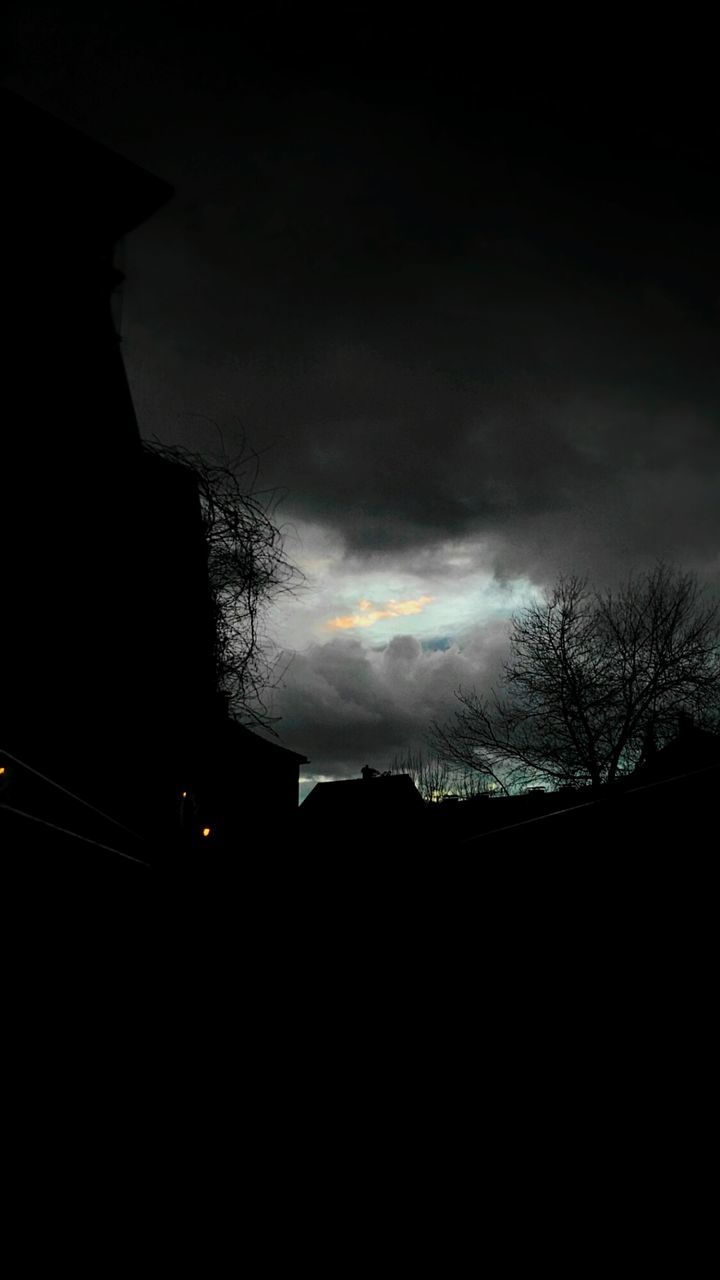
0 803 151 866
0 746 146 843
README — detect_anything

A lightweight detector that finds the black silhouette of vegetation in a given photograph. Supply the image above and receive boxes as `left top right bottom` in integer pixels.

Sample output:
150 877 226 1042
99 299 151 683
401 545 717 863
143 436 302 728
433 564 720 793
389 748 495 802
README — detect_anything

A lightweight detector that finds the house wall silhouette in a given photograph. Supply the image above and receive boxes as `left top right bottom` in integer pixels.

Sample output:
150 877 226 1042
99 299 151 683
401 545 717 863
183 719 308 853
2 90 309 862
2 91 218 854
299 773 426 852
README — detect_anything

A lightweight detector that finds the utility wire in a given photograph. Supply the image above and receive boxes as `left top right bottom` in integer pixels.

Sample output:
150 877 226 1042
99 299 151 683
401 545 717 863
0 803 151 866
0 746 146 843
462 760 720 843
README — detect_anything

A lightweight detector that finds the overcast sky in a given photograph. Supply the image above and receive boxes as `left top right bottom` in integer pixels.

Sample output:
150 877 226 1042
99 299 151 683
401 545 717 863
5 9 719 791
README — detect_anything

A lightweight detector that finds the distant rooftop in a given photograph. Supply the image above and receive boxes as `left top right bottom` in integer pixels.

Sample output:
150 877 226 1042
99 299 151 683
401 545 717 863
220 718 309 767
300 773 425 823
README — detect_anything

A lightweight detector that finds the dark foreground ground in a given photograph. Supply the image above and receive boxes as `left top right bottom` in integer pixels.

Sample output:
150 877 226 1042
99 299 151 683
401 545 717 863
4 768 712 1256
3 764 714 935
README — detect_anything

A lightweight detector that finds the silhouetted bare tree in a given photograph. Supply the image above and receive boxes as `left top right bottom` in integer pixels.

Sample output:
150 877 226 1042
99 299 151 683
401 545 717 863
433 564 720 793
144 437 301 728
390 748 494 801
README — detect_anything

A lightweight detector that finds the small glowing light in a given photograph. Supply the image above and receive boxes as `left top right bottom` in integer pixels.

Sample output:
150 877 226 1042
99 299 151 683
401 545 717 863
202 826 211 838
181 790 187 798
0 767 5 776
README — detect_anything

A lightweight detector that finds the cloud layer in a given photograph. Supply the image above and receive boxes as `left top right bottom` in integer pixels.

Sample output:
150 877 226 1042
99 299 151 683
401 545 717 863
269 622 511 786
118 89 720 596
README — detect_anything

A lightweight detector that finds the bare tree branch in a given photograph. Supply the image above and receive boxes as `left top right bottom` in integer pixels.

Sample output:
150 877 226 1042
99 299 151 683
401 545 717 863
389 747 497 801
432 564 720 792
143 435 303 729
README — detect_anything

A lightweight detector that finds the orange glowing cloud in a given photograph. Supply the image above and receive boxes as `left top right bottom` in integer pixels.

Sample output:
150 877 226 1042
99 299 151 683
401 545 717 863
327 595 434 630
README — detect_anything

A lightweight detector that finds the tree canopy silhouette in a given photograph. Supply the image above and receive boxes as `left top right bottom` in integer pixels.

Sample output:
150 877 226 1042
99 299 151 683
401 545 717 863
143 437 301 728
433 564 720 793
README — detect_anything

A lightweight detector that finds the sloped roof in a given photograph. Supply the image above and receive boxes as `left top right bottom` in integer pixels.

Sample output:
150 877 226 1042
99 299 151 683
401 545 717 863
3 88 173 241
300 774 425 823
219 718 309 766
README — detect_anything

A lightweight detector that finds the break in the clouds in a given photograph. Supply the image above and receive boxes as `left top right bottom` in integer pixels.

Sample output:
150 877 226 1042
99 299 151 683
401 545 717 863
269 521 540 652
265 525 542 786
328 595 433 631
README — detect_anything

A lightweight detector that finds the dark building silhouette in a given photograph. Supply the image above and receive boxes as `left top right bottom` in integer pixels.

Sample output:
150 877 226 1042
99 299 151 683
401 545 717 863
2 91 301 864
183 718 308 852
299 773 426 852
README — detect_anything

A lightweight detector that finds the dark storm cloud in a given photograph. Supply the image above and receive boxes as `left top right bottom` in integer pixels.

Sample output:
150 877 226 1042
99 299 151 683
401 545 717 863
6 15 718 590
270 622 510 780
113 80 719 585
126 229 720 580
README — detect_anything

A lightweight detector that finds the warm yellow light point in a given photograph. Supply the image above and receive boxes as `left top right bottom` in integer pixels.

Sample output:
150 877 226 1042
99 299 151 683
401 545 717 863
0 767 5 776
202 826 211 838
181 790 187 798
